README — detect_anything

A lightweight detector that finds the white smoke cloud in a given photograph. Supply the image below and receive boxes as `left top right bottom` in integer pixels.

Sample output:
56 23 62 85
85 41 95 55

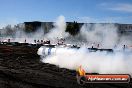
45 15 69 40
41 47 132 75
79 23 119 48
64 23 119 48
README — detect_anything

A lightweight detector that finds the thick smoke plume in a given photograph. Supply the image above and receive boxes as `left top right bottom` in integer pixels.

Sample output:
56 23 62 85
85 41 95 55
79 24 118 48
41 47 132 75
45 15 69 40
65 23 119 48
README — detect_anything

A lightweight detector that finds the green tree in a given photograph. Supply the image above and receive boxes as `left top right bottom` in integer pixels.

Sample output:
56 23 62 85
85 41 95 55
66 21 80 36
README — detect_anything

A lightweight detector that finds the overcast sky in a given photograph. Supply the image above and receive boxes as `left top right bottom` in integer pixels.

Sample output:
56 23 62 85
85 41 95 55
0 0 132 28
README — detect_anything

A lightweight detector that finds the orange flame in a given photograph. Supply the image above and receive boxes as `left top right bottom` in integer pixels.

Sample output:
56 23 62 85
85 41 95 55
78 65 86 76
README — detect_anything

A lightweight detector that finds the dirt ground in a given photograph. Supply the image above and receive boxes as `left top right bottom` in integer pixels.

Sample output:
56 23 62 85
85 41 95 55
0 45 132 88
